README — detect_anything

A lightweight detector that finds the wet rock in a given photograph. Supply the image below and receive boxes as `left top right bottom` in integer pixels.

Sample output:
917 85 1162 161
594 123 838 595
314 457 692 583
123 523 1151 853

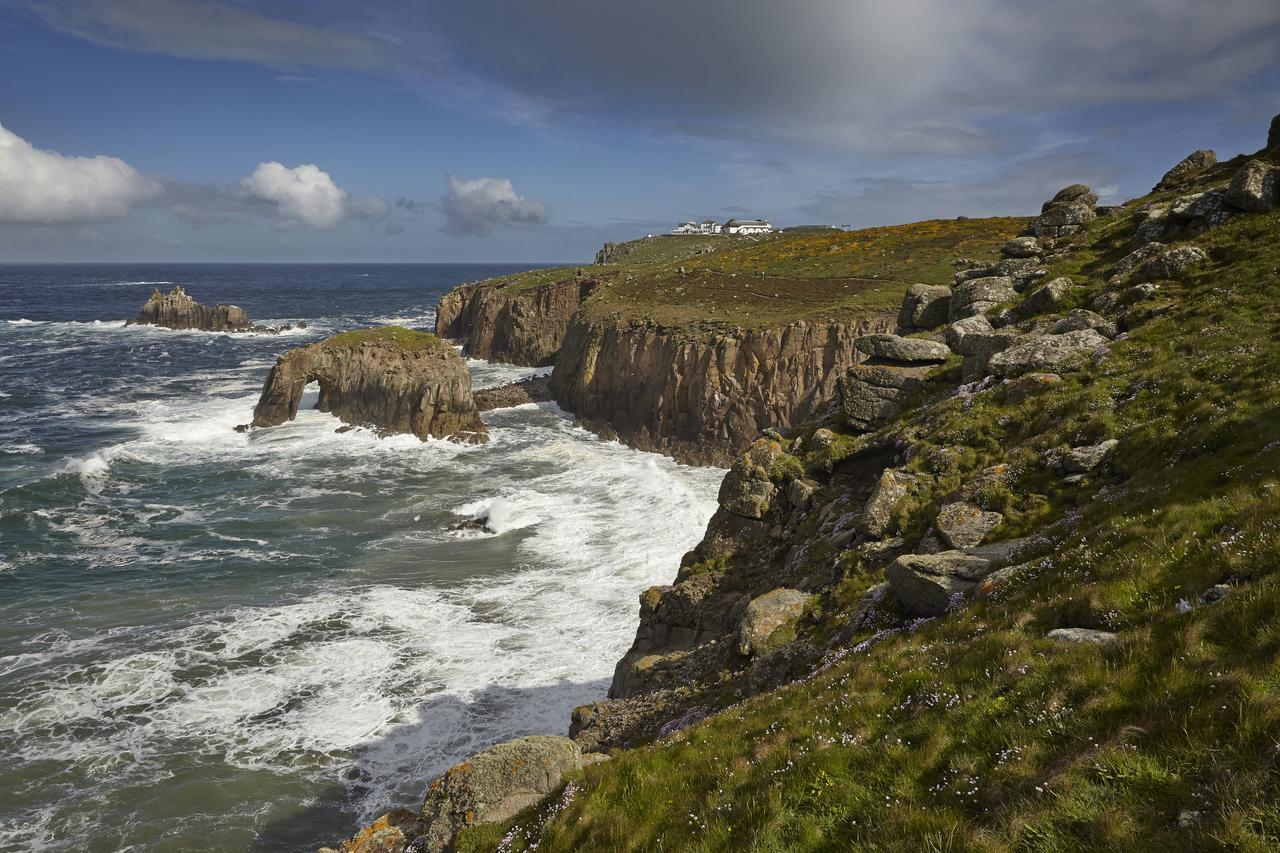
1063 438 1119 474
1154 149 1217 191
885 551 995 616
1046 627 1117 645
987 329 1109 377
1224 160 1279 213
718 439 784 519
417 736 586 852
1001 236 1042 258
934 501 1003 549
126 285 255 332
858 468 917 538
856 334 951 364
251 329 488 443
897 284 952 331
737 588 808 656
1049 310 1117 339
950 276 1017 321
1136 245 1208 282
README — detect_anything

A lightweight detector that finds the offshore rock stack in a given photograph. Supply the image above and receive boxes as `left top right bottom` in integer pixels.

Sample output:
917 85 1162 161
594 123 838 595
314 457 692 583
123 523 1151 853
126 285 303 333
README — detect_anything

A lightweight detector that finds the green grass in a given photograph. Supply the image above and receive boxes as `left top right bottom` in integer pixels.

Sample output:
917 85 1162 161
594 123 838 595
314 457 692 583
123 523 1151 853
318 326 447 351
456 203 1280 850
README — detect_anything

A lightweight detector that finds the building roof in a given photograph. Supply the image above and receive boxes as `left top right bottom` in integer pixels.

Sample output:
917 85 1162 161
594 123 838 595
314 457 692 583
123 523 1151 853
725 219 770 227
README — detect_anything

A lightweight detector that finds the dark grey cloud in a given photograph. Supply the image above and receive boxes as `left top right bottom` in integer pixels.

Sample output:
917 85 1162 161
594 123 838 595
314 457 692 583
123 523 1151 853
440 175 549 238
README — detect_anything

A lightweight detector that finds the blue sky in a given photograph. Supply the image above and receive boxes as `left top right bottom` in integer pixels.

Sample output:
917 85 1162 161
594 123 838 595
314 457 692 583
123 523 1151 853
1 1 1278 263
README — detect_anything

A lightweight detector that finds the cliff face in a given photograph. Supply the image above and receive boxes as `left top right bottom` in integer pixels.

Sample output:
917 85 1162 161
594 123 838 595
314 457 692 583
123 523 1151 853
547 313 895 466
127 285 253 331
435 277 596 365
250 328 487 443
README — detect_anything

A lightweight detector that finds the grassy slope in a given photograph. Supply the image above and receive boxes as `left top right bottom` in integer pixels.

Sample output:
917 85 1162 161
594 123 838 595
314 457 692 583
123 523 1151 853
459 202 1280 849
469 218 1026 332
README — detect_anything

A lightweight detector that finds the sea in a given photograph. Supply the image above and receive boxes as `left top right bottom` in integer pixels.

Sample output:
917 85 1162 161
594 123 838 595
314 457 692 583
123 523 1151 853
0 264 724 852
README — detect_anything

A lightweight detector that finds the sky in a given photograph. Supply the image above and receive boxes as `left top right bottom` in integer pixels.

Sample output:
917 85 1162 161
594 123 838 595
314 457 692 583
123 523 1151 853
1 0 1278 263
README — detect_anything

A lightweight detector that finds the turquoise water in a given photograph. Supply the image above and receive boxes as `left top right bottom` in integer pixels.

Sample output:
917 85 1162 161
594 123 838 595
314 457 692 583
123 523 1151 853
0 265 723 851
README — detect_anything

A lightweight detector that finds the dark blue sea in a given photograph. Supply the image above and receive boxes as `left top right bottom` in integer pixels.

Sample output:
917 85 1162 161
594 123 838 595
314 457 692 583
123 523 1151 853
0 265 721 851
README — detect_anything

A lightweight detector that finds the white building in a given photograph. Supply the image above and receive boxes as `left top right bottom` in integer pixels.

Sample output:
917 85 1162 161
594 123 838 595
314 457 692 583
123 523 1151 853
671 219 724 235
723 218 773 235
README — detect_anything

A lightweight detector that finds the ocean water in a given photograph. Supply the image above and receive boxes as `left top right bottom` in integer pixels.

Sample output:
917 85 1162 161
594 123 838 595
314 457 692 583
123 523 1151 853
0 265 724 851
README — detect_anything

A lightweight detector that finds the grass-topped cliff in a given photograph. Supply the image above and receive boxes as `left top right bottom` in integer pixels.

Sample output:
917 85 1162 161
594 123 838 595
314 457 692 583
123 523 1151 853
319 326 448 352
408 125 1280 852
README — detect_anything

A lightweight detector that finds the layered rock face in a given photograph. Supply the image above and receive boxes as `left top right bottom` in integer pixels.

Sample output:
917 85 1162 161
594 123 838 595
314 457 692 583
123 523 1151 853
548 314 894 466
126 286 253 331
250 328 487 442
435 276 596 365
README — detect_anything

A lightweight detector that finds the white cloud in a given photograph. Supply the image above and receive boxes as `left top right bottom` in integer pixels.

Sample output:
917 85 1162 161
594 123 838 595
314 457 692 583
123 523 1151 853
0 123 160 223
440 175 548 237
239 161 387 229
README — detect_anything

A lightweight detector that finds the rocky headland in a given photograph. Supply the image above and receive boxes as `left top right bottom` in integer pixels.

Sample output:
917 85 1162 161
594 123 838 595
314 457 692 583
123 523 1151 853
125 285 301 333
250 327 488 443
329 114 1280 851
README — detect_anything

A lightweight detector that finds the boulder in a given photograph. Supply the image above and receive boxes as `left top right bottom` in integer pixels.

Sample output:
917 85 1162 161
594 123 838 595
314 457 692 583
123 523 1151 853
856 333 951 364
945 314 995 353
327 809 429 853
1011 276 1075 320
1004 372 1063 403
1049 310 1117 339
1132 204 1171 247
126 285 256 332
950 276 1017 321
1029 185 1098 238
858 468 916 538
897 283 952 331
959 328 1021 382
1046 628 1117 645
737 588 808 656
934 501 1003 549
251 328 488 443
988 329 1108 377
838 364 931 432
718 438 783 519
1154 149 1217 191
1136 245 1207 282
885 551 995 616
1001 236 1042 258
954 265 997 285
1042 184 1099 211
1224 160 1279 213
1063 438 1119 474
1110 242 1166 283
417 736 586 851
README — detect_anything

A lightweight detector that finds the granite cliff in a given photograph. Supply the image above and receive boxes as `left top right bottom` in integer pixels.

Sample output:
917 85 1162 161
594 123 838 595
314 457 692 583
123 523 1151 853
435 272 596 365
250 327 487 443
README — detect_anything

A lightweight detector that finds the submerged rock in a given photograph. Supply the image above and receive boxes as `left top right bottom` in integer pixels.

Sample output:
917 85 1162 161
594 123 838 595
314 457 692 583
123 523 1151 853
250 327 488 443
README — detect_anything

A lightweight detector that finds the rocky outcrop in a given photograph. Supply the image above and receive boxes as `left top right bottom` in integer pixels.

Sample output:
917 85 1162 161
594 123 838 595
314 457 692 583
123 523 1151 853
1224 160 1279 214
126 286 257 332
1028 184 1098 238
1155 150 1217 191
473 375 553 411
435 275 596 365
250 328 487 443
549 314 893 466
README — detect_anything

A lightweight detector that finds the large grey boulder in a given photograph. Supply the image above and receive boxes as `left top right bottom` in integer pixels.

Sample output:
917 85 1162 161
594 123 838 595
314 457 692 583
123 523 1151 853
1110 242 1166 283
1029 185 1099 238
950 276 1017 321
1010 276 1075 320
1049 309 1117 339
945 314 994 353
418 736 586 851
859 468 916 538
1063 438 1119 473
1137 245 1207 282
898 283 952 331
885 551 995 616
1042 184 1098 211
934 501 1003 549
1133 204 1171 247
737 588 808 656
988 329 1108 377
1001 236 1042 258
1154 149 1217 191
838 364 930 431
856 333 951 364
958 327 1021 382
1224 160 1279 213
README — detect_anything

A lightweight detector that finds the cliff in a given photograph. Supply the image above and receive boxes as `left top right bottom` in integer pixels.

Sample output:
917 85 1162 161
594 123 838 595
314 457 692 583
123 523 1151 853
548 314 893 466
250 327 487 443
435 271 596 365
127 285 255 331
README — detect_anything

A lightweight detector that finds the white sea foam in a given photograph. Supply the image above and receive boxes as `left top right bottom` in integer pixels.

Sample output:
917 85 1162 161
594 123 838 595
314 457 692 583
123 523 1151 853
5 318 44 325
0 443 41 455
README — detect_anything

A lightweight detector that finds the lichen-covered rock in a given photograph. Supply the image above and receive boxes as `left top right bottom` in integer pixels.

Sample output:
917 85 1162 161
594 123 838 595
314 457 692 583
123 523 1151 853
858 468 916 538
885 551 996 616
250 328 488 443
950 276 1017 321
737 588 808 656
1224 160 1279 214
1010 276 1075 320
934 501 1003 549
1001 236 1043 258
1063 438 1119 473
1029 185 1098 238
717 439 784 519
1004 372 1063 403
855 333 951 364
898 283 952 331
328 809 429 853
1154 149 1217 191
956 327 1021 382
837 364 931 431
1042 184 1099 211
418 736 586 852
1047 628 1117 645
126 285 254 332
1049 310 1117 339
945 314 994 353
1136 245 1208 282
987 329 1109 377
1111 242 1166 283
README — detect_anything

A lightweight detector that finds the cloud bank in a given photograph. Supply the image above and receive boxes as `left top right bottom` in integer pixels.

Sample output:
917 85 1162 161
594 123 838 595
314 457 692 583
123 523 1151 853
0 123 160 223
440 175 548 236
